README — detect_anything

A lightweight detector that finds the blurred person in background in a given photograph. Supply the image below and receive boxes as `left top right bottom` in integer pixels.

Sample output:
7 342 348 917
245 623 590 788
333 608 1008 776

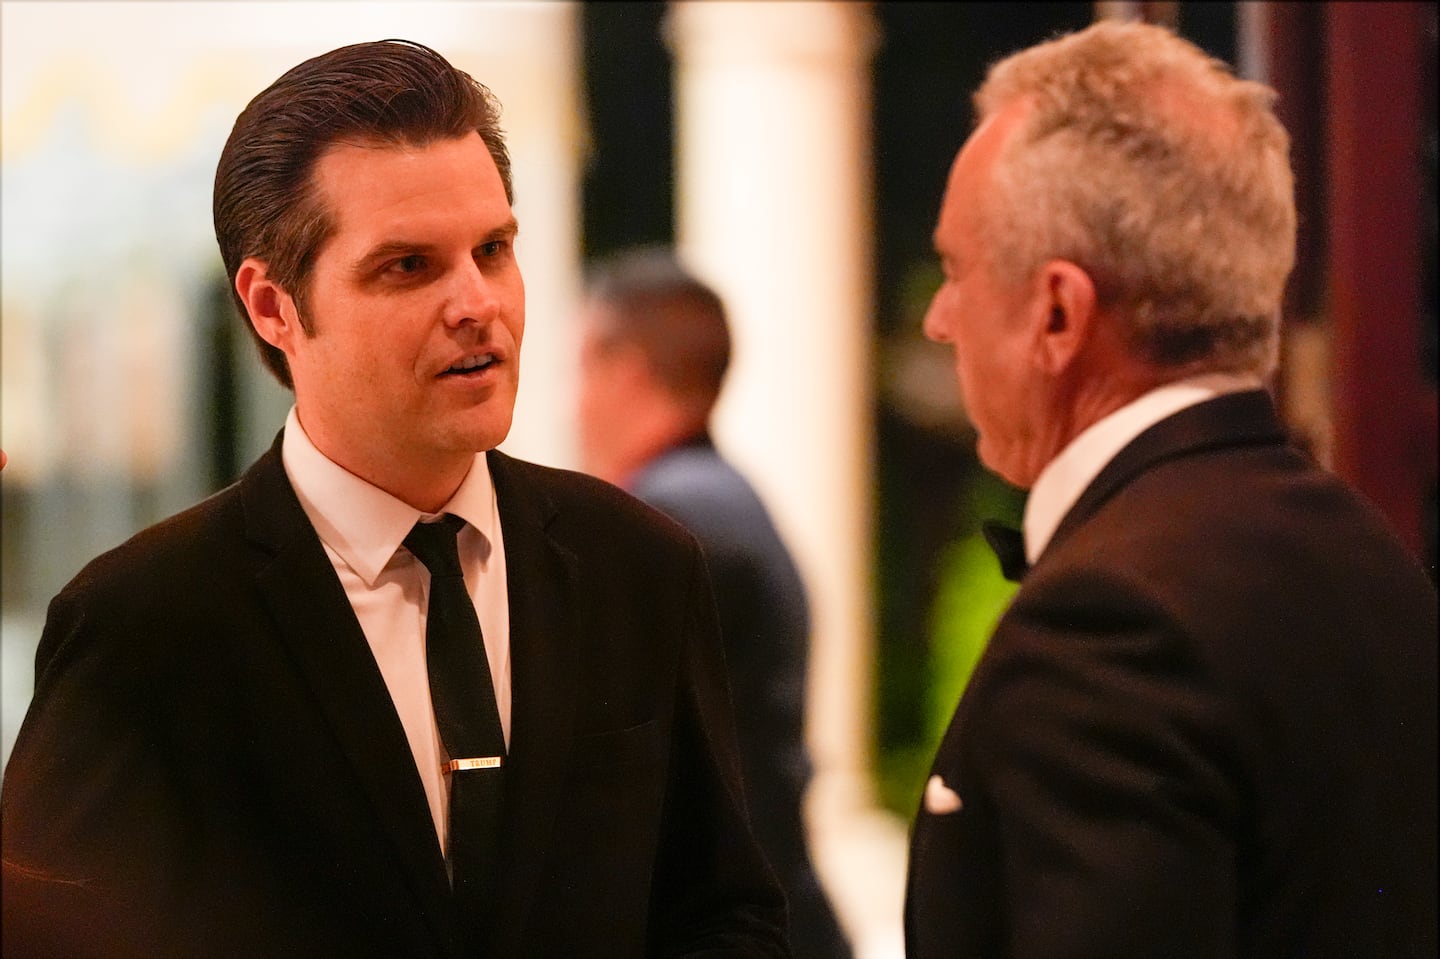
1 41 787 959
906 19 1438 958
576 248 853 959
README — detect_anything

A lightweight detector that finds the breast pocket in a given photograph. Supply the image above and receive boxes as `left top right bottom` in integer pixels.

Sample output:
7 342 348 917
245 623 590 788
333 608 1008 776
570 719 662 771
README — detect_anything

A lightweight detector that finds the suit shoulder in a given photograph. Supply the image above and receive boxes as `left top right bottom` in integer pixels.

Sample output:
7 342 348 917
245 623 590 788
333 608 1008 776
1114 443 1421 566
57 481 246 603
1028 442 1435 655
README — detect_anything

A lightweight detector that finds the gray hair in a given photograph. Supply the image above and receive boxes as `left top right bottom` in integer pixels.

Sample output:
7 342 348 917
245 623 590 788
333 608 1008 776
974 20 1296 376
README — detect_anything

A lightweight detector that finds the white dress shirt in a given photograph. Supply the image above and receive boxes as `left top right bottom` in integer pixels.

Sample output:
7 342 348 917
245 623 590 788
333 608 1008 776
280 407 510 854
1023 373 1264 565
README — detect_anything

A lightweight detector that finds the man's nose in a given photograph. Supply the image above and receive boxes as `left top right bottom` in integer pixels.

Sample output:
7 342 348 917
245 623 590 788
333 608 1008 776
921 294 950 343
445 260 501 328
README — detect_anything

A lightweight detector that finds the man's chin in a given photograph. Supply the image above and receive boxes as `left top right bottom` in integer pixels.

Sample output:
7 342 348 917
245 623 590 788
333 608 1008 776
450 415 515 456
436 394 514 446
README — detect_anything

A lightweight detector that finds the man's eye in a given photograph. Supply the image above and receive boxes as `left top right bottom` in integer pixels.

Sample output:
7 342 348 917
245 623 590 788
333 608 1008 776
390 255 426 274
479 240 505 257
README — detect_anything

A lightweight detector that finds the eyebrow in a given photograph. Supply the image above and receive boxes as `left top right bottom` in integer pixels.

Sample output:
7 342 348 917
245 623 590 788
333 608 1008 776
350 216 521 274
488 216 521 243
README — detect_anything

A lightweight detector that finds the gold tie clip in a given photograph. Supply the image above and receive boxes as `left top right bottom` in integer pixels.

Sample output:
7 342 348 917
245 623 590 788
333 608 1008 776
444 757 503 773
443 754 506 771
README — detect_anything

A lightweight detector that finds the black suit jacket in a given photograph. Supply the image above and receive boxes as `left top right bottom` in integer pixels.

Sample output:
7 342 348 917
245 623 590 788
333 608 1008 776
1 436 788 959
905 391 1438 958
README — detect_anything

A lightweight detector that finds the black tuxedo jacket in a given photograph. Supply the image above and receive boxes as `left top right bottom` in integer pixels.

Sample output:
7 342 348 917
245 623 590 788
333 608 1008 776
906 391 1438 958
1 437 788 959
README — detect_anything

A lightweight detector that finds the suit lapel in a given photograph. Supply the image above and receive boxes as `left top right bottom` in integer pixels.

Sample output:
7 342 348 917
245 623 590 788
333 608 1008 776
1047 389 1287 555
486 451 582 952
238 437 459 955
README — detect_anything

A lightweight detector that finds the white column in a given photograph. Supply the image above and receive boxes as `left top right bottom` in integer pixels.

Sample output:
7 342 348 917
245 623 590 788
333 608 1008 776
667 5 901 949
667 14 902 954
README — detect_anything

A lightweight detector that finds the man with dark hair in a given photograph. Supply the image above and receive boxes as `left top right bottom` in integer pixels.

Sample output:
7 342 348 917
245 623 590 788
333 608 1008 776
1 40 788 959
905 19 1437 958
576 249 853 959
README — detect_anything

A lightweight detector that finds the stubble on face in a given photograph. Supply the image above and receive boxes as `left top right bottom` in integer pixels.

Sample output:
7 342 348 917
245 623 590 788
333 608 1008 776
284 133 525 511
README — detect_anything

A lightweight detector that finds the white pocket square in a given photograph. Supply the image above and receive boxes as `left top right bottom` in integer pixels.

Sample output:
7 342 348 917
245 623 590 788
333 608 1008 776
924 774 963 815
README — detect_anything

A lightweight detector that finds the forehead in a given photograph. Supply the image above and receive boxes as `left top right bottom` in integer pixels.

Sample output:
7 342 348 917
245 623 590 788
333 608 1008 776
935 101 1031 249
311 132 509 239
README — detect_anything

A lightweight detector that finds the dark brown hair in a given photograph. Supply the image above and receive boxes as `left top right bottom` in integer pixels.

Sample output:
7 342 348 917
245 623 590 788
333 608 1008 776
213 39 512 387
584 248 732 412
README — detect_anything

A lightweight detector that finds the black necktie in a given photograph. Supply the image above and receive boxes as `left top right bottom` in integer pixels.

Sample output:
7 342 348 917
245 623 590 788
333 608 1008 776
404 515 505 930
981 520 1030 583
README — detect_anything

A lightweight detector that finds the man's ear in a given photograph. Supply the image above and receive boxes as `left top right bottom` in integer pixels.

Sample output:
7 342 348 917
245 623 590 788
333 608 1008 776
234 257 303 353
1030 259 1097 375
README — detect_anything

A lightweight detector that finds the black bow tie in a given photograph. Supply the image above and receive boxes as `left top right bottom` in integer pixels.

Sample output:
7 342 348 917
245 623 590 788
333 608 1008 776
981 520 1030 583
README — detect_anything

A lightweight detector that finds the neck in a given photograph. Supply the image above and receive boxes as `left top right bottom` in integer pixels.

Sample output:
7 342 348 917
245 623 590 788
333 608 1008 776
1022 357 1171 489
391 464 474 515
591 405 707 488
294 406 472 513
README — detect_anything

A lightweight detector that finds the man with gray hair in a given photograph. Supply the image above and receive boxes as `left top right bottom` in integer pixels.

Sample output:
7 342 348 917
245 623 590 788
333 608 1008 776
906 19 1436 958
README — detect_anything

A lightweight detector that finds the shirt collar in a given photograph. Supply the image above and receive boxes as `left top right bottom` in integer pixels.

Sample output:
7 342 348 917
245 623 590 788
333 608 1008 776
1022 372 1262 565
280 406 498 586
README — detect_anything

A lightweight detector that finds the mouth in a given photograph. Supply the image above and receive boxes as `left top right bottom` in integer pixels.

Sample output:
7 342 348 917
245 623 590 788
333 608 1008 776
439 353 498 378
